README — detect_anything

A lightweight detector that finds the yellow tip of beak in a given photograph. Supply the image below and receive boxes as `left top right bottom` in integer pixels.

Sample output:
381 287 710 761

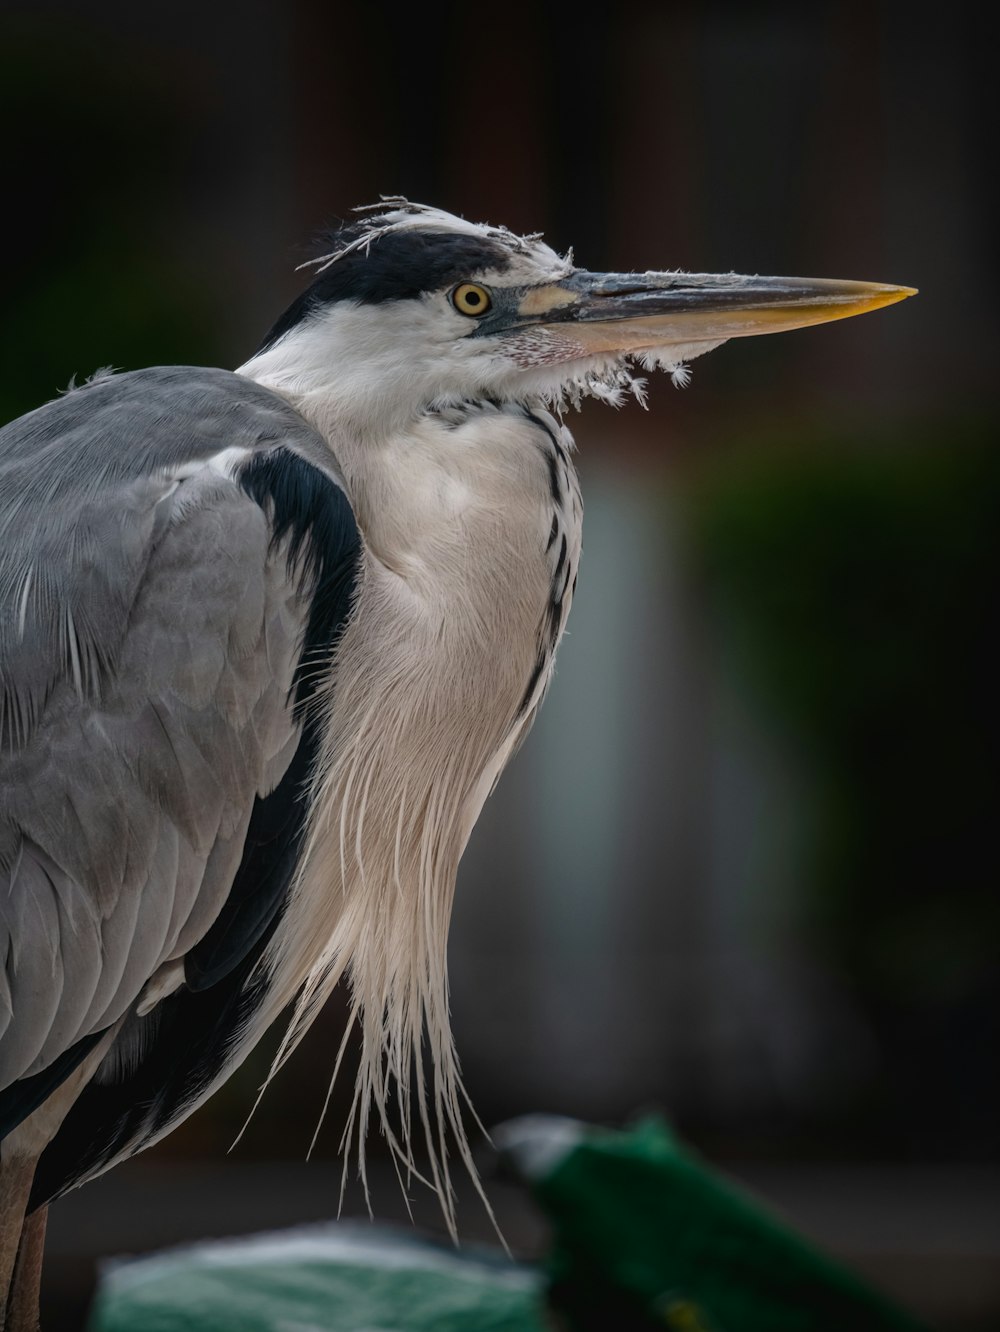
725 279 919 336
826 282 917 320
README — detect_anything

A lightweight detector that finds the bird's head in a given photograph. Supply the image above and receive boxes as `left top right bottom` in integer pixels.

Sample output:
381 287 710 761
243 199 915 433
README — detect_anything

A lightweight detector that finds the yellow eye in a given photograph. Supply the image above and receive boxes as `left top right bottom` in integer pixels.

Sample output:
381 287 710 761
451 282 493 317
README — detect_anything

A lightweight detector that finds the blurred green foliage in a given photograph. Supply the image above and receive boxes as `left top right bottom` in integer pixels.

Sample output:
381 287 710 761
685 424 998 1152
0 20 227 426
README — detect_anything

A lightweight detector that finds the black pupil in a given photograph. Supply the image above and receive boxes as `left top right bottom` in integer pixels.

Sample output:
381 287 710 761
465 289 481 306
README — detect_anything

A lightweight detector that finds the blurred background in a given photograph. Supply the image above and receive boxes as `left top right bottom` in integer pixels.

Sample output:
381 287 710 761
1 0 997 1326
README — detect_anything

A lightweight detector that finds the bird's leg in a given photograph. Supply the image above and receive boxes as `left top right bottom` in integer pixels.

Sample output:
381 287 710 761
6 1205 46 1332
0 1149 37 1330
0 1033 117 1331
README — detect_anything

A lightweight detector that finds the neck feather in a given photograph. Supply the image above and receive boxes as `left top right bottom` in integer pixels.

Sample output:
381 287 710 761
239 389 573 1231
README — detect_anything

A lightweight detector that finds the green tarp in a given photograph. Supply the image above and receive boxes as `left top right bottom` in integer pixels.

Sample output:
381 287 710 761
90 1224 548 1332
499 1114 929 1332
90 1116 930 1331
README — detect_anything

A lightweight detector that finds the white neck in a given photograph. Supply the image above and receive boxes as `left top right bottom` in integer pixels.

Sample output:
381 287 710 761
239 300 497 444
240 344 582 1228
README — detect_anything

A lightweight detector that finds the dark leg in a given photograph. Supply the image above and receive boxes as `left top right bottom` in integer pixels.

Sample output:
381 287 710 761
6 1206 46 1332
1 1032 117 1329
0 1152 36 1331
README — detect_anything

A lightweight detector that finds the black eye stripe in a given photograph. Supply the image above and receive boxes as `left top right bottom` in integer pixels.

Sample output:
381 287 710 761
257 233 510 352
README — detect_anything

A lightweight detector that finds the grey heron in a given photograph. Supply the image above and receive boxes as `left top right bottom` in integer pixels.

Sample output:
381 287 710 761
0 199 914 1328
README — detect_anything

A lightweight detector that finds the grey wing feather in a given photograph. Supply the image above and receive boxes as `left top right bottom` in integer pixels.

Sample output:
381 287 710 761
0 367 347 1090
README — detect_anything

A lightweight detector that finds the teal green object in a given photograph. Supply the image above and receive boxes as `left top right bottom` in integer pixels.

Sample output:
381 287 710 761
91 1116 933 1331
500 1115 930 1332
88 1223 549 1332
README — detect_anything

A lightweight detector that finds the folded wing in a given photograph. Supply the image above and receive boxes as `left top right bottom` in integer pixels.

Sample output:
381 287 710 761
0 369 361 1187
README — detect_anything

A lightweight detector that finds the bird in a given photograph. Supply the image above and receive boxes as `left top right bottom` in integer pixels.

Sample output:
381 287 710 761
0 198 914 1328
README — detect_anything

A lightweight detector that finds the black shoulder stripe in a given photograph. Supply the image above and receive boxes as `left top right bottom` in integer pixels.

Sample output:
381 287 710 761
237 448 362 714
186 450 361 991
26 450 362 1203
184 735 309 993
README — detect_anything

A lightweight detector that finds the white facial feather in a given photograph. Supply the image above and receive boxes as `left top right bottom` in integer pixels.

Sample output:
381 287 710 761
241 202 725 431
240 298 720 439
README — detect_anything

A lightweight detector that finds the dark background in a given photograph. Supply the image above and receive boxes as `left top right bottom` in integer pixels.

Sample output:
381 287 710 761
1 1 997 1327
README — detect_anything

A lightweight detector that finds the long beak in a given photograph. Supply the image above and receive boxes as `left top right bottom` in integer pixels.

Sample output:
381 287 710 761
518 270 916 354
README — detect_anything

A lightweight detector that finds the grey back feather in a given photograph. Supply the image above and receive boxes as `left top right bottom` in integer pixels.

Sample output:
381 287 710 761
1 367 324 747
0 367 347 1089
